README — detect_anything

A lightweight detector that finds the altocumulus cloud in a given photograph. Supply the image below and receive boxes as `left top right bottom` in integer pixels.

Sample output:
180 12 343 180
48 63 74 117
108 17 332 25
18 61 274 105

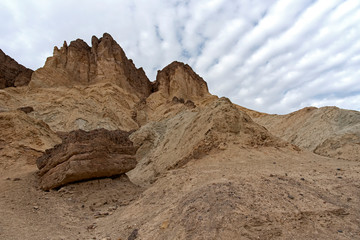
0 0 359 114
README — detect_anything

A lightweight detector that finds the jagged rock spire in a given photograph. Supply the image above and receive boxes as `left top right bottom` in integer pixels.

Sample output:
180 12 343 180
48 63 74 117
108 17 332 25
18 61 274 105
30 33 152 99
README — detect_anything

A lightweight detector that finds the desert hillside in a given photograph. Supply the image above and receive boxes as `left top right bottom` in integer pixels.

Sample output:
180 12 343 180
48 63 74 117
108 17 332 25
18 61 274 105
254 106 360 161
0 33 359 240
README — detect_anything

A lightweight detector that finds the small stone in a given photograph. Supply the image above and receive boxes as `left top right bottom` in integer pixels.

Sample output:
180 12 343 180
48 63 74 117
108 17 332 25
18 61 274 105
33 206 39 210
108 206 118 211
300 178 305 181
336 168 341 171
337 230 343 233
160 220 169 229
94 211 109 218
87 223 97 230
288 194 294 200
17 106 34 114
128 229 139 240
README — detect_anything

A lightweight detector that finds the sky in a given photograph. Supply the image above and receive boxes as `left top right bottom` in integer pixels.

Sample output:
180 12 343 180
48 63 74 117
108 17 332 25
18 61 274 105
1 0 359 114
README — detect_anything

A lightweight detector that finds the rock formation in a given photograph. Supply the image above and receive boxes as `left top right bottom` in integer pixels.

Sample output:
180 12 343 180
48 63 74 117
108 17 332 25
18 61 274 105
152 61 210 101
0 49 33 88
30 33 152 99
0 82 141 132
135 61 216 124
1 33 360 240
128 97 287 185
36 128 138 190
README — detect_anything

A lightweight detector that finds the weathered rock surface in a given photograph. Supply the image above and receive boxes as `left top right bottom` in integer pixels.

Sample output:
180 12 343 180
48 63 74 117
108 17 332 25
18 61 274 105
0 49 33 88
0 37 216 133
134 61 216 124
254 106 360 161
30 33 152 99
0 82 140 132
36 128 138 190
0 110 61 168
152 61 210 101
128 97 287 185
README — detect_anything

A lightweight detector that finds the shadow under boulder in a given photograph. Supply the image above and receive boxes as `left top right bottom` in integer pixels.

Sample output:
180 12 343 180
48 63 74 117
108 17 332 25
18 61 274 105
36 128 138 190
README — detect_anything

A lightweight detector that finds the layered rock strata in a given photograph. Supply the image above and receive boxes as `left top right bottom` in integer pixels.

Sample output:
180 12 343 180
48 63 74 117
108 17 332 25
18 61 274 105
36 128 138 190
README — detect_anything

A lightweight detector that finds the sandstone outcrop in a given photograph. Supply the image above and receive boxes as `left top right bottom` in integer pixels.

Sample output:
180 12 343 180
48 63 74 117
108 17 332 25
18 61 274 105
36 128 138 190
134 61 216 124
152 61 210 101
30 33 152 99
1 36 217 133
0 49 33 88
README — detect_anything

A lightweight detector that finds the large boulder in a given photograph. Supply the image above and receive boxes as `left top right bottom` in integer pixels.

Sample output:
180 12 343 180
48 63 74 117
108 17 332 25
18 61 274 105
36 128 138 190
0 49 33 88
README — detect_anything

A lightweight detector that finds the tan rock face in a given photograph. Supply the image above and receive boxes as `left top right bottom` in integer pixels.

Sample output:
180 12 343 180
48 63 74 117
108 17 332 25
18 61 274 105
128 97 287 185
30 33 152 99
137 61 215 124
36 128 138 190
152 61 210 101
0 49 33 89
0 83 140 132
0 110 61 167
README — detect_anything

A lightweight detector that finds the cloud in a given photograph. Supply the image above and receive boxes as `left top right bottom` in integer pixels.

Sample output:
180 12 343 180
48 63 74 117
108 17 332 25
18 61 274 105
0 0 359 114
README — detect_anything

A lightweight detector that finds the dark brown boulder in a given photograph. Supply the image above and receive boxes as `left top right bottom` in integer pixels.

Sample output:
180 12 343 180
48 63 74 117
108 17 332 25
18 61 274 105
36 128 138 190
0 49 33 88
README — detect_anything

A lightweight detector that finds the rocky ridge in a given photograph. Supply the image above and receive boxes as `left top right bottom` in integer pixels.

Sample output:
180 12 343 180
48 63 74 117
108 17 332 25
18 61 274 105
0 49 33 88
0 34 214 132
30 33 152 99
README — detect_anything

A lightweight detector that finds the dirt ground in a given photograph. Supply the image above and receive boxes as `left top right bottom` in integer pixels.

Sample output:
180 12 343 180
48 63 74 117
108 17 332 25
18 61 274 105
1 144 359 239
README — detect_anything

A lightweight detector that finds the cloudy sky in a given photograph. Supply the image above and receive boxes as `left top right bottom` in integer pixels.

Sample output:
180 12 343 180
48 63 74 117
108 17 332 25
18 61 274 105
1 0 359 114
